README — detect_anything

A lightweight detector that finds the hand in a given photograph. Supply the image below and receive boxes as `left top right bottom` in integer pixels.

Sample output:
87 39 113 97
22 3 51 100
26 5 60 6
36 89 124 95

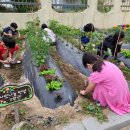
0 60 3 63
8 33 13 37
8 57 14 62
80 90 87 96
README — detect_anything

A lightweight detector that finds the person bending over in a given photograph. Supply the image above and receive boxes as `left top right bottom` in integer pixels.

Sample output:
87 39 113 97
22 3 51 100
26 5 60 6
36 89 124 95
97 31 125 59
0 37 19 67
41 24 56 45
1 22 26 48
80 52 130 115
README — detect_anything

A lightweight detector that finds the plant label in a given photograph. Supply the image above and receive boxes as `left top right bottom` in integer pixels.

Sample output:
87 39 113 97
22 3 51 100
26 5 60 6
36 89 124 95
0 84 34 108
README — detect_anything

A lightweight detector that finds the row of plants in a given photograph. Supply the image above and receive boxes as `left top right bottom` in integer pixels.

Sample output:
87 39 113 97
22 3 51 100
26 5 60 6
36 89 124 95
49 20 130 77
49 20 130 51
26 18 63 91
49 20 106 52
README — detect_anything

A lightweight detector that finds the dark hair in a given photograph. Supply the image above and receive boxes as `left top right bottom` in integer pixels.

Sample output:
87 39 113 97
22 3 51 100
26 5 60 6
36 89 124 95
112 31 125 55
84 23 95 32
41 24 48 30
2 37 16 48
82 52 104 72
10 22 18 29
113 31 125 45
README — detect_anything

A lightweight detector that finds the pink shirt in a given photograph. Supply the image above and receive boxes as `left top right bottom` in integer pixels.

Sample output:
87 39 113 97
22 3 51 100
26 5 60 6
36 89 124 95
89 61 130 115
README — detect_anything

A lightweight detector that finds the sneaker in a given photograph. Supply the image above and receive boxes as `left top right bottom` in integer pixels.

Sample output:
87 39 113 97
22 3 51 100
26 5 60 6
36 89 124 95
3 64 10 68
17 60 21 64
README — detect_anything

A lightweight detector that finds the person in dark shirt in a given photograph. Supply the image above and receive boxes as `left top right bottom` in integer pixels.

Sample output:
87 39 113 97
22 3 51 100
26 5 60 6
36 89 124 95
97 31 125 59
81 23 95 48
1 22 26 48
1 22 19 38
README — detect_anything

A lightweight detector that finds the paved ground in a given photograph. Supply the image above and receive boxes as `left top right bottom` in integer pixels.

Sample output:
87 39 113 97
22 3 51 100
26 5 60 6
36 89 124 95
61 109 130 130
121 125 130 130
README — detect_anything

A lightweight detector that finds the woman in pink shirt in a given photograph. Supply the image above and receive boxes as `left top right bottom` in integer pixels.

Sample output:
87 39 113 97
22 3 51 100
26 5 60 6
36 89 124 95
80 52 130 115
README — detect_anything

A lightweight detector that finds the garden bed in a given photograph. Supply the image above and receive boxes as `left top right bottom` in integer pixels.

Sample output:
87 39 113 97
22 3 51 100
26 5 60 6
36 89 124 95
56 37 90 76
56 37 130 88
23 50 77 109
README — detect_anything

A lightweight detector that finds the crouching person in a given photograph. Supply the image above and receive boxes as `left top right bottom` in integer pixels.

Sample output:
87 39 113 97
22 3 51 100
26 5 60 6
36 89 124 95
1 22 26 48
0 37 20 67
80 52 130 115
41 24 56 45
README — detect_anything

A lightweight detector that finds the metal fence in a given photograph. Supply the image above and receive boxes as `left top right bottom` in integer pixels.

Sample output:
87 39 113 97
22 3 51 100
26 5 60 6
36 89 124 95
0 0 41 13
52 0 88 13
121 0 130 12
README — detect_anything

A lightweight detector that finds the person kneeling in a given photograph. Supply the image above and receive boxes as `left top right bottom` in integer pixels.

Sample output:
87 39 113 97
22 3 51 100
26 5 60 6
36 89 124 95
80 52 130 115
0 37 19 67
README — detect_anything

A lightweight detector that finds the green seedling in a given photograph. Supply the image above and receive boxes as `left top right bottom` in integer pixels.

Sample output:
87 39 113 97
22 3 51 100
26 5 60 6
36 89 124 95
80 101 108 123
121 50 130 58
46 81 62 91
39 69 56 76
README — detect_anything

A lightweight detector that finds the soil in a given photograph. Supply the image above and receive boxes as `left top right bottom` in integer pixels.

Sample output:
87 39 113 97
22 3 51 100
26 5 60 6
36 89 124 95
50 47 87 92
0 94 88 130
0 63 23 129
123 72 130 81
0 47 92 130
0 47 107 130
0 63 22 83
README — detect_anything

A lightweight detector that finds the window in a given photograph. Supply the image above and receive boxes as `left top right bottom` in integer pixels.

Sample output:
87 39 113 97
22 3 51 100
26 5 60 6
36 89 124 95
0 0 41 13
52 0 88 13
97 0 113 13
121 0 130 12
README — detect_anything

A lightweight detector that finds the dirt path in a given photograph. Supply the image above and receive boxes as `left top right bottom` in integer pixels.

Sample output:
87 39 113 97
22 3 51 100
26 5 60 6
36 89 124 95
0 47 91 130
0 63 22 83
0 63 23 130
50 47 87 92
0 94 88 130
0 47 107 130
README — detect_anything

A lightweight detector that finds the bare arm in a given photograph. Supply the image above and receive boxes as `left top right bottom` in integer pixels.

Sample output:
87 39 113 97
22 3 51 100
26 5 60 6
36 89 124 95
17 31 21 38
2 49 9 60
3 32 13 37
80 80 95 95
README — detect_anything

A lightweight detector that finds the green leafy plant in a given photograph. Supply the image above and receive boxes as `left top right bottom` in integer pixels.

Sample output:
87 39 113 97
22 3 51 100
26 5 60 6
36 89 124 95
11 0 40 13
39 69 56 76
120 66 130 73
26 17 50 67
46 81 62 91
80 101 108 123
97 0 112 13
49 20 105 51
121 49 130 58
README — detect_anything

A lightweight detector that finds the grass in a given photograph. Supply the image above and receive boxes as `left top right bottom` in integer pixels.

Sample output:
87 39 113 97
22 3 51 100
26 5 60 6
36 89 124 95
80 100 108 123
20 124 35 130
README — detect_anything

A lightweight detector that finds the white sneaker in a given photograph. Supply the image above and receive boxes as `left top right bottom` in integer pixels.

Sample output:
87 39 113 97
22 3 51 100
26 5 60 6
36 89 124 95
3 64 10 68
17 60 21 64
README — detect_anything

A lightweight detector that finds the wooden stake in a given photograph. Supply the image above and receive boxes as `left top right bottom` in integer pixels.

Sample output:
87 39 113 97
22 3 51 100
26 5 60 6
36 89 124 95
14 104 19 124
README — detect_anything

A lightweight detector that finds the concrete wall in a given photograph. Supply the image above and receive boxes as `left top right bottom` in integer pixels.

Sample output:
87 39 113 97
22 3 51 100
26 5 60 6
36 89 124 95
0 13 37 29
0 0 130 29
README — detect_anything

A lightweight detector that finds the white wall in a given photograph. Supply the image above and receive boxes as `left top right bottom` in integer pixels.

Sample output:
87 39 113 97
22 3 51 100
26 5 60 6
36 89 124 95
0 0 130 29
